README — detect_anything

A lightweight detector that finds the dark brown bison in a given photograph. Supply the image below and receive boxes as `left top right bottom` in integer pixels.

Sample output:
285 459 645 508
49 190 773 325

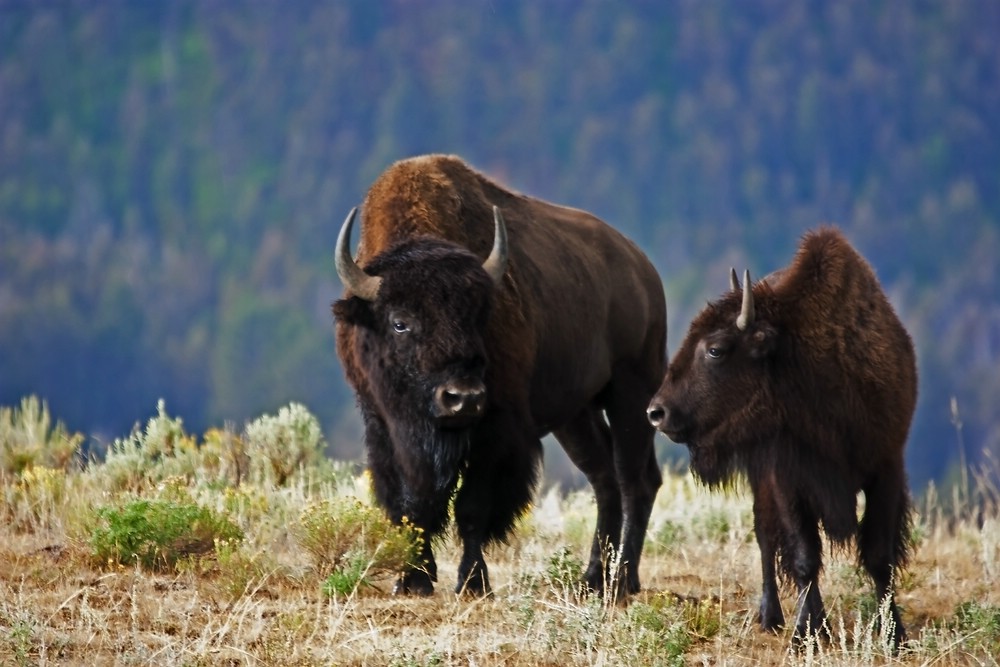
646 227 916 649
333 155 666 597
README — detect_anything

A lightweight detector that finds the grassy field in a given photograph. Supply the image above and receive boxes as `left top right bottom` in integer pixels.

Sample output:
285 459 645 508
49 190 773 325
1 397 998 666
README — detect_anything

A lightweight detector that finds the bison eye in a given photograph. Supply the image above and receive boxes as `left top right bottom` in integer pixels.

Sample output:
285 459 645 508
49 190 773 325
706 346 725 360
392 319 411 334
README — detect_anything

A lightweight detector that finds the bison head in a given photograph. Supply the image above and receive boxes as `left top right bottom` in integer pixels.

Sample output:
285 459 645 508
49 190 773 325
333 206 508 431
647 269 781 486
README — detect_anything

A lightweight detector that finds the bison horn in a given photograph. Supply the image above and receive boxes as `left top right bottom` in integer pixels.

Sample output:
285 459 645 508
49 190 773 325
729 267 740 291
736 269 755 330
335 207 382 302
482 205 509 286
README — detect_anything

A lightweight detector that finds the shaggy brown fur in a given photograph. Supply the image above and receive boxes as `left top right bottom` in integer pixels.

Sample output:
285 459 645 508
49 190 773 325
647 227 916 650
335 155 666 597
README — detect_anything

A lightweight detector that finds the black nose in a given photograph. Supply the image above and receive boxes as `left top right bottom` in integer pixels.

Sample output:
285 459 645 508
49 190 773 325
646 402 667 429
648 399 691 443
434 381 486 419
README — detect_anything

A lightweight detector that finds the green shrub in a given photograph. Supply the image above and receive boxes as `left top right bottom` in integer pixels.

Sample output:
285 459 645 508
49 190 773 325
622 599 692 667
89 497 243 571
952 601 1000 656
321 554 372 598
544 546 585 595
651 519 685 552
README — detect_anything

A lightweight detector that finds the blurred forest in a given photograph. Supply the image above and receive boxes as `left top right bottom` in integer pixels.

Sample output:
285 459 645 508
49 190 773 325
1 1 997 490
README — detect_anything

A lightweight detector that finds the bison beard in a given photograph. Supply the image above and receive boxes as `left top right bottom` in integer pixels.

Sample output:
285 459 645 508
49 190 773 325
648 228 916 651
334 154 666 599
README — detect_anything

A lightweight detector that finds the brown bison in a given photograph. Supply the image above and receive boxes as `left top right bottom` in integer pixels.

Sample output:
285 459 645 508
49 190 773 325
646 227 916 649
333 155 666 597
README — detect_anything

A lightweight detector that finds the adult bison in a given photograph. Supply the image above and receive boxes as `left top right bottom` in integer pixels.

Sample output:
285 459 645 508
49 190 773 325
333 155 666 597
646 227 916 649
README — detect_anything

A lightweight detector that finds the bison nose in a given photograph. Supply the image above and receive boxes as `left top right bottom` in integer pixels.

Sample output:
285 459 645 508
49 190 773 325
434 381 486 419
647 400 690 443
646 402 667 430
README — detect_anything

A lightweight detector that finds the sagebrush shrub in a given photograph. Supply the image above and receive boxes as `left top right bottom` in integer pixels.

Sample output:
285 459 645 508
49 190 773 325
244 403 323 486
0 396 84 474
293 497 422 593
100 400 200 492
6 466 67 532
212 537 276 601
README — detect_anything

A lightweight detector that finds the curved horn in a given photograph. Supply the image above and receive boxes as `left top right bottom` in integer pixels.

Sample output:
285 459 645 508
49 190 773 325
482 205 509 286
334 207 382 301
729 267 740 292
736 269 755 331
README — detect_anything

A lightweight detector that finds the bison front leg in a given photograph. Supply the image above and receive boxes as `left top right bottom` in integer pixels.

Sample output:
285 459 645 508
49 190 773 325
454 416 542 597
752 486 785 632
392 539 437 596
360 405 440 595
785 515 828 647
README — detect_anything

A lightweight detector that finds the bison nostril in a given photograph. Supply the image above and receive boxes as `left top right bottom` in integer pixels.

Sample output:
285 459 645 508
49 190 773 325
435 384 486 417
441 390 465 412
647 404 666 428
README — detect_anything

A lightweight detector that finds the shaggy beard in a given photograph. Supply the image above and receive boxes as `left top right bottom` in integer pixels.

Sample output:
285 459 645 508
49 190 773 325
687 438 741 489
389 416 473 533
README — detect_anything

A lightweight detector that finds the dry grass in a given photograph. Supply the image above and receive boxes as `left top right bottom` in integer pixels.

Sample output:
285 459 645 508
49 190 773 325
1 400 998 666
2 475 998 666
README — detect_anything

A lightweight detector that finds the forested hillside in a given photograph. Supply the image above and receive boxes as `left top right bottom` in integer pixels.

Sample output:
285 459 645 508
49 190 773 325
1 1 997 488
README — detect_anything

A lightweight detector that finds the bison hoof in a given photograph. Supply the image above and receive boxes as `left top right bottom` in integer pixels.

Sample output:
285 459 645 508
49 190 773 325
583 568 639 601
392 571 434 596
759 606 784 633
455 572 492 597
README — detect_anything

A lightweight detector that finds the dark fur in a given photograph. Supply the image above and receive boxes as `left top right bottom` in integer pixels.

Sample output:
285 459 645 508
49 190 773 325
334 155 667 597
648 227 917 649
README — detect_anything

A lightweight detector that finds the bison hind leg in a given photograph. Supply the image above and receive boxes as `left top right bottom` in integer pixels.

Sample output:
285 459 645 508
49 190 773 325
859 463 912 651
553 408 624 595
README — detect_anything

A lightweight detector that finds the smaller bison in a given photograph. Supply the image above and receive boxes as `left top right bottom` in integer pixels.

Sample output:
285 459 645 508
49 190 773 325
646 227 916 649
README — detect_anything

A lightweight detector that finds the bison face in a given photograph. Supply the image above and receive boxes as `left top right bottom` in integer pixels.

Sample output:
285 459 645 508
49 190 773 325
647 270 779 486
335 242 495 429
333 207 508 432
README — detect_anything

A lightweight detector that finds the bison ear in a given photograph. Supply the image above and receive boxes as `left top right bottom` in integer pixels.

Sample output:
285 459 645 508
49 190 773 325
333 296 376 329
747 322 778 359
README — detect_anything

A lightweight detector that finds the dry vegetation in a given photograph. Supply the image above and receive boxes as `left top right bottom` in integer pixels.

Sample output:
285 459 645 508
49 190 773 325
2 397 999 666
